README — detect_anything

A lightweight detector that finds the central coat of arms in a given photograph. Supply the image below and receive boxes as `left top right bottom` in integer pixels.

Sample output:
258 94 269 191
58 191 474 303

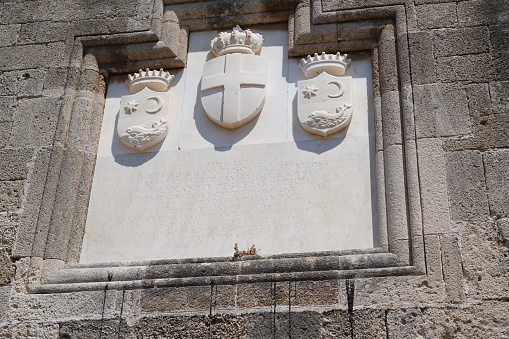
201 26 266 129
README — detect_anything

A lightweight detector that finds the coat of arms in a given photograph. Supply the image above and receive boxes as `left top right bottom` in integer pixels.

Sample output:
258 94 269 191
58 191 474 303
298 52 353 137
201 26 266 129
117 69 174 151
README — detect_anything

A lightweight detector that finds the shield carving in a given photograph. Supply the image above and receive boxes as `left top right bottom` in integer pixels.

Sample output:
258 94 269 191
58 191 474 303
201 53 266 129
117 87 170 151
298 72 353 137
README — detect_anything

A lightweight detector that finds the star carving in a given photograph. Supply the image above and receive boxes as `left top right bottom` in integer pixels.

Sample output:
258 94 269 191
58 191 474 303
124 101 138 114
303 85 318 98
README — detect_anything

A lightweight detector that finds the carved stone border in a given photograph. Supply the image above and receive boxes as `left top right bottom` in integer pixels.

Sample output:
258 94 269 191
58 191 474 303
14 0 425 293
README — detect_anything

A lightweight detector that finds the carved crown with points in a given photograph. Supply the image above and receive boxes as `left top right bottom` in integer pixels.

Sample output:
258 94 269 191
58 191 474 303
299 52 352 78
126 68 174 93
210 25 264 57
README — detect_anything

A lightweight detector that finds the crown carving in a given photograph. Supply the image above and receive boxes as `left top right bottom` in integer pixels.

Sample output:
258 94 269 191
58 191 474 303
126 68 174 93
299 52 351 78
210 25 263 57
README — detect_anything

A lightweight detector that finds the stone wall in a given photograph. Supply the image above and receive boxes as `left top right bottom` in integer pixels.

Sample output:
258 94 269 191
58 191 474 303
0 0 508 338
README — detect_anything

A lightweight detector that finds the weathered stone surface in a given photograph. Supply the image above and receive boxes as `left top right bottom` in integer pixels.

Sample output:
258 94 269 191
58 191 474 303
433 26 489 57
0 71 20 96
0 212 19 248
445 151 489 221
141 285 236 313
0 1 56 25
9 96 62 147
408 32 435 85
461 221 509 299
0 286 10 323
484 150 509 218
18 22 72 45
416 138 451 235
457 0 509 26
0 24 19 47
437 53 492 83
416 3 457 29
10 289 120 321
320 309 386 339
414 83 470 138
489 24 509 53
444 114 509 151
465 83 492 117
439 234 465 302
388 302 509 338
0 121 10 148
0 180 24 213
0 322 59 339
0 42 67 71
246 311 322 339
0 149 31 181
0 248 15 285
0 96 16 122
489 81 509 114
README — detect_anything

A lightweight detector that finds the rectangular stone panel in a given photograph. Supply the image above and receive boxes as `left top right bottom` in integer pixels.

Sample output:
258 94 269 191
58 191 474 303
80 26 378 263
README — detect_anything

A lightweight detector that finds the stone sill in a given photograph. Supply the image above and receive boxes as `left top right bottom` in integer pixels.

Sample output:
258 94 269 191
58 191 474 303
28 249 419 294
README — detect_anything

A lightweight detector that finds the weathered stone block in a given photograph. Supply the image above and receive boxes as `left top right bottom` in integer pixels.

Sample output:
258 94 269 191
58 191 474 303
416 138 451 235
439 234 465 302
0 286 10 323
319 309 386 339
0 180 24 213
0 248 14 285
433 26 489 57
491 51 509 81
0 24 19 47
16 69 47 97
0 121 10 148
484 150 509 218
489 81 509 113
0 42 67 71
408 32 435 85
0 71 20 96
437 53 491 83
413 83 470 138
18 22 72 45
0 322 59 339
388 302 509 338
0 149 31 181
237 282 287 309
0 212 19 248
445 151 489 221
9 96 62 147
465 83 492 117
141 285 235 313
246 311 322 339
0 96 16 122
460 221 509 299
490 24 509 53
444 114 509 151
458 0 509 26
416 3 457 29
0 1 56 24
10 289 120 321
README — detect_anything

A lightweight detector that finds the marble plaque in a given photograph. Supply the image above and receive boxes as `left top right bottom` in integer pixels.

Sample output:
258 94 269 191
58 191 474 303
80 26 378 264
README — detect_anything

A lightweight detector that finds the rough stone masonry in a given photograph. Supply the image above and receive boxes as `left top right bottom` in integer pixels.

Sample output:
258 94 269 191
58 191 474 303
1 0 508 338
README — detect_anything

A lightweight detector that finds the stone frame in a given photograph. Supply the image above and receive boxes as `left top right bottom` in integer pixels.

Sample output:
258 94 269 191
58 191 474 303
12 0 425 293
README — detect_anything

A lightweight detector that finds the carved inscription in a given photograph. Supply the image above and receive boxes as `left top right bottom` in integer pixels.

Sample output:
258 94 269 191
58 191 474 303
83 141 376 262
111 160 339 244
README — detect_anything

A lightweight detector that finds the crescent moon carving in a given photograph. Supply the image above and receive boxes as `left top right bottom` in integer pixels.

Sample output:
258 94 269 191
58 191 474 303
327 81 344 98
146 96 163 113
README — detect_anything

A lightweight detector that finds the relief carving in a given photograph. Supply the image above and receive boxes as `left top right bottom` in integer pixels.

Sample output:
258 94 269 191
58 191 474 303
201 26 267 129
298 52 353 137
117 69 174 151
